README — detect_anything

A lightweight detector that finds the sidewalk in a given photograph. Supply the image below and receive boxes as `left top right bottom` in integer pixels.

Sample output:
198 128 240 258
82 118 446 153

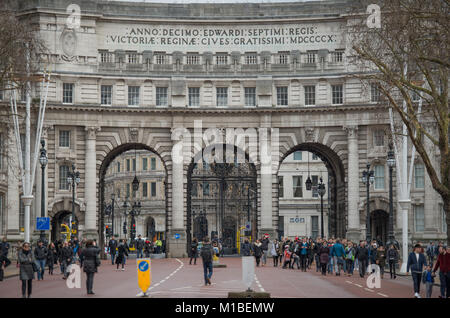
3 265 20 279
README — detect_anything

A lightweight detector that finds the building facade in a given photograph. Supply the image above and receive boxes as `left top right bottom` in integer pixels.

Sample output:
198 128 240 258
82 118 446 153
0 0 446 257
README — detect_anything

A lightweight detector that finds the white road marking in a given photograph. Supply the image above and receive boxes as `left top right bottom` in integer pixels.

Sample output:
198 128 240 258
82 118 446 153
254 274 265 293
364 288 375 293
377 293 389 298
141 258 184 296
346 281 353 284
354 284 363 288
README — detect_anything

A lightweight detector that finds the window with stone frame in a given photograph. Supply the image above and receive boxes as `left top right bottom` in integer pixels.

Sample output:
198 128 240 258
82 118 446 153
188 87 200 107
332 84 343 105
101 85 112 105
331 51 344 63
63 83 74 104
59 165 70 190
0 87 3 100
306 52 316 64
216 53 228 65
151 182 156 197
142 158 148 171
374 165 385 190
293 176 303 198
128 86 140 106
142 182 148 198
155 52 167 65
126 183 130 198
151 157 156 170
304 85 316 106
127 52 138 64
373 129 385 147
245 53 258 64
202 181 210 196
59 130 70 148
278 176 284 198
244 87 256 106
186 53 200 65
156 87 168 106
132 158 136 171
414 205 425 232
100 51 113 63
117 162 120 173
276 86 288 106
370 83 381 102
278 52 289 64
414 164 425 189
216 87 228 106
312 175 319 198
126 158 130 171
293 151 302 160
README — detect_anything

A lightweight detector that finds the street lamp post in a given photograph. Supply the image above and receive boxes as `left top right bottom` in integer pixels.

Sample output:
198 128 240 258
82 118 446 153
362 163 375 243
123 175 142 241
386 143 398 248
317 177 326 238
67 164 80 237
39 140 48 243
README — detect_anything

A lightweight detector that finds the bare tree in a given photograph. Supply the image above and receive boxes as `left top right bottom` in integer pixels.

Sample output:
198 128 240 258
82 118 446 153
349 0 449 243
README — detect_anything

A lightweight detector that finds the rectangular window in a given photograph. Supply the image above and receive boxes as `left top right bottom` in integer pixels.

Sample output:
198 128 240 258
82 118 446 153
373 129 385 147
202 182 210 196
59 130 70 148
415 164 425 189
142 182 148 198
311 216 319 239
278 52 289 64
100 51 113 63
126 183 130 198
306 52 316 64
216 87 228 106
117 162 120 173
216 54 228 65
128 86 140 106
332 84 343 105
186 54 200 65
191 182 198 197
312 154 319 160
304 85 316 106
156 87 168 106
293 151 302 160
245 53 257 64
371 83 380 102
151 157 156 170
278 176 284 198
331 51 343 63
132 158 136 172
374 165 385 190
415 205 425 232
155 52 167 65
293 176 303 198
63 83 74 104
151 182 156 197
126 159 130 171
312 175 319 198
188 87 200 107
244 87 256 107
276 86 288 106
59 165 69 190
128 52 138 64
101 85 112 105
142 158 148 171
20 88 27 102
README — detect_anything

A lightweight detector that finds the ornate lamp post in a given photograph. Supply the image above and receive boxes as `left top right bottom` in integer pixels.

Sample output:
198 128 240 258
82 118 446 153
317 177 326 238
39 140 48 243
362 163 375 243
386 143 398 248
67 164 80 237
123 175 142 241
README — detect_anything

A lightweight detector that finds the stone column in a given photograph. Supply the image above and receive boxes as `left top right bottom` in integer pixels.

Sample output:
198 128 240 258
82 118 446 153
6 128 20 236
345 125 361 242
84 127 98 239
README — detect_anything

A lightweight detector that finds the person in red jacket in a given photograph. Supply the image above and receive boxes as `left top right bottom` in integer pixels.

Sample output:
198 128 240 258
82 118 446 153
433 245 450 298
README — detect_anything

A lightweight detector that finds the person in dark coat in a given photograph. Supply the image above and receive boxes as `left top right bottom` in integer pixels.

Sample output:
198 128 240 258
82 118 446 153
34 240 48 280
47 242 57 275
80 240 100 295
355 241 369 278
252 240 263 267
18 242 35 298
144 240 152 258
61 242 74 279
115 239 128 270
387 244 399 279
189 238 199 265
136 235 145 259
241 238 252 256
108 236 118 265
319 244 330 276
260 235 270 266
407 243 428 298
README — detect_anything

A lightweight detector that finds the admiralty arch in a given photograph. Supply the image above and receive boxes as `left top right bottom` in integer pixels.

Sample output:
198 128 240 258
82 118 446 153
0 0 446 257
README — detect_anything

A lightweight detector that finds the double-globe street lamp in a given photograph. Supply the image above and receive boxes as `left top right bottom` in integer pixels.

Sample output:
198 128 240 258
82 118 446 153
67 164 80 237
362 163 375 243
39 140 48 243
122 175 141 241
317 177 326 238
386 143 398 248
105 193 116 237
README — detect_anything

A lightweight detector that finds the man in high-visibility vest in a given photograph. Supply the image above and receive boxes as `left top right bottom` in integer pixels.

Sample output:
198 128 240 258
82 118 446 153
155 240 162 254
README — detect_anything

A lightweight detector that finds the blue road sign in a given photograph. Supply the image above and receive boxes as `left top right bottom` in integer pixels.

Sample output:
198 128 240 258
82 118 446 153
174 233 180 239
138 261 149 272
36 217 50 231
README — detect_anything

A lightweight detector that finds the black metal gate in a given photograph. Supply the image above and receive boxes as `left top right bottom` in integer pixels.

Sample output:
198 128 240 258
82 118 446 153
187 145 257 255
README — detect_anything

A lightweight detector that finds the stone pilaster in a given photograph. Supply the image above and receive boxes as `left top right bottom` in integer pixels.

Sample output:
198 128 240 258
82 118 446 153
84 126 99 239
259 125 273 233
6 128 20 236
344 125 361 242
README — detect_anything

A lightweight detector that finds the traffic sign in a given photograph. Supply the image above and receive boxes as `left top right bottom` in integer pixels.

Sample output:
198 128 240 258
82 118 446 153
136 258 151 296
245 222 251 231
36 217 50 231
174 233 180 239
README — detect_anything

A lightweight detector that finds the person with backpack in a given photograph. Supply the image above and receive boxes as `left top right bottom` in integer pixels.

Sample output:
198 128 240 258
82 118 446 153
115 239 128 271
200 237 214 286
345 242 355 276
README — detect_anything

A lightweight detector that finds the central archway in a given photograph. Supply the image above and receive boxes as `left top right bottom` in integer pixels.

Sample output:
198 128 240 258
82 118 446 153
187 144 257 255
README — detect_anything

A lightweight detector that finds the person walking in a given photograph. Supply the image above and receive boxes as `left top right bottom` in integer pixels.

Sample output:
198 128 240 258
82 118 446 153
108 236 118 265
260 234 269 267
61 242 73 280
319 243 330 276
189 238 199 265
200 237 214 286
331 239 345 276
433 245 450 298
18 242 35 298
345 242 355 276
387 244 399 279
0 237 10 268
355 241 369 278
252 240 263 267
407 244 428 298
277 239 284 267
299 238 309 272
34 240 48 281
422 265 434 298
291 240 300 269
426 242 436 267
376 245 386 279
144 240 151 258
313 239 321 272
47 243 57 275
136 235 144 259
282 246 292 269
116 239 128 271
80 240 100 295
270 240 279 267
